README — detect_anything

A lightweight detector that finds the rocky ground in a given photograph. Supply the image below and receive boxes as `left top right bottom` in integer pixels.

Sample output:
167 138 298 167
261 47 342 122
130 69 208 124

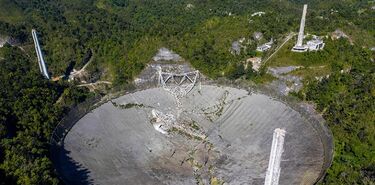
266 66 303 95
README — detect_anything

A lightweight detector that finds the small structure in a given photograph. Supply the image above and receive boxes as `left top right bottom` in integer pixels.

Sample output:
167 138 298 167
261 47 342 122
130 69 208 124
331 29 353 44
68 68 89 82
253 32 263 41
230 41 241 55
256 44 271 52
256 39 273 52
251 11 265 17
230 38 247 55
306 37 325 51
246 57 262 71
185 3 194 10
331 29 348 40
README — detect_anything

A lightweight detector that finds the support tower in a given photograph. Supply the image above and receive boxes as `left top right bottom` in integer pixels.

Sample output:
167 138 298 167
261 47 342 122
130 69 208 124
292 4 308 52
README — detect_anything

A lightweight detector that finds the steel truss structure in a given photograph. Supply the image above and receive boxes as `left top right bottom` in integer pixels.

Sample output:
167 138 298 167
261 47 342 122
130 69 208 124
158 68 199 99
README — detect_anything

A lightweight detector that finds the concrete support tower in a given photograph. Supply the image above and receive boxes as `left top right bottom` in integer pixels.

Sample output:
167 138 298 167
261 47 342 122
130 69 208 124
264 128 286 185
292 4 308 52
32 29 50 79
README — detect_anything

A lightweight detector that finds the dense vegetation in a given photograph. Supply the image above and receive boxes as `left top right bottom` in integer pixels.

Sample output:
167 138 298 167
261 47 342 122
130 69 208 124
297 40 374 184
0 46 89 184
0 0 374 184
307 62 374 184
269 37 374 185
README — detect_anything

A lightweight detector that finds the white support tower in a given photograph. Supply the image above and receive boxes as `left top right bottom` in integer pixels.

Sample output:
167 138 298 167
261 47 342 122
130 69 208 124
292 4 308 52
264 128 286 185
296 4 307 47
32 29 50 79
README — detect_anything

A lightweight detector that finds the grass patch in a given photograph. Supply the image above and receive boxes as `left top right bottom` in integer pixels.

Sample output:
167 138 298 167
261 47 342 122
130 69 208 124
289 65 331 80
265 39 328 68
210 177 224 185
265 38 305 67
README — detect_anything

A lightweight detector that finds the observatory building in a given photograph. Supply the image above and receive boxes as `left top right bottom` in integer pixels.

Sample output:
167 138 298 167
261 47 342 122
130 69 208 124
292 4 325 52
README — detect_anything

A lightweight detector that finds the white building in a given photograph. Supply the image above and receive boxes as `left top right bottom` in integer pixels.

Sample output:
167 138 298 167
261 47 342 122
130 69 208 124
256 39 273 52
306 38 325 51
256 44 271 52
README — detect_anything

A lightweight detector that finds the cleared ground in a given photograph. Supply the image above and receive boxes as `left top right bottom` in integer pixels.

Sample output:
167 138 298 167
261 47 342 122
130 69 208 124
56 85 328 185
